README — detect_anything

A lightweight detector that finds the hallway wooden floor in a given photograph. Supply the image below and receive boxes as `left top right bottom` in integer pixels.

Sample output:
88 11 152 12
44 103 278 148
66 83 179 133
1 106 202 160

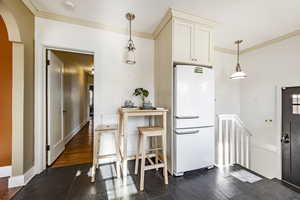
50 121 93 168
0 177 21 200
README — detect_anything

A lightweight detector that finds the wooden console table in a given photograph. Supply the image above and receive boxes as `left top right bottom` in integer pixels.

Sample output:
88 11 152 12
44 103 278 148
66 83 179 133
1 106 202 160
118 108 168 184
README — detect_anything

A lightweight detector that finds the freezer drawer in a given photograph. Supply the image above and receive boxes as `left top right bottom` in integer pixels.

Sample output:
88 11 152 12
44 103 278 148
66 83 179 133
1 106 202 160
174 127 215 175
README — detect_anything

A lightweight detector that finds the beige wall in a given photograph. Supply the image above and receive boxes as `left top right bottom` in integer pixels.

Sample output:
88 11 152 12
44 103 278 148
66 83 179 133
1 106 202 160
53 51 93 139
2 0 34 175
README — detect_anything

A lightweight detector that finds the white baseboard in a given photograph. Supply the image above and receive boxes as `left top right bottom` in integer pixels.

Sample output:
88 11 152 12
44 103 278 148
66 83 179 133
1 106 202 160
0 166 12 178
8 166 35 188
64 120 89 145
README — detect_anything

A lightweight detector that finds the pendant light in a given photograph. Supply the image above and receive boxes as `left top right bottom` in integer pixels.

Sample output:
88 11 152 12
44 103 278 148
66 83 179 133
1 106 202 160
125 13 136 64
230 40 247 79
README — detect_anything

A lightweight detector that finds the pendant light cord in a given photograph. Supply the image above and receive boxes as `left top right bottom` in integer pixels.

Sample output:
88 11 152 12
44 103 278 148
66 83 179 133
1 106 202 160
237 41 240 65
129 18 132 42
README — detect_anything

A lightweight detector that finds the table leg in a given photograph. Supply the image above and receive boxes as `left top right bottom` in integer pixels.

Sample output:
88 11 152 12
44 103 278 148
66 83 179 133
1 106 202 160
122 114 128 185
163 112 168 183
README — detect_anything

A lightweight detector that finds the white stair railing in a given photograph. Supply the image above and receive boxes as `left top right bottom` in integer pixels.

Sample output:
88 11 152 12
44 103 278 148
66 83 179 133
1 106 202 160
217 114 252 169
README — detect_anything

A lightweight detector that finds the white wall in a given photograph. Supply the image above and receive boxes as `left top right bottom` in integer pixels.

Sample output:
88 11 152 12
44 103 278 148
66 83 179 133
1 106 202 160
35 17 154 161
214 51 240 115
240 35 300 179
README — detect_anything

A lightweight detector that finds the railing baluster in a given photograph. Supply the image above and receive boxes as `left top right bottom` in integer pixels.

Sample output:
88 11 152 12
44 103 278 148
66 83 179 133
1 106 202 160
225 120 229 166
236 126 240 165
246 135 250 168
241 131 245 167
218 118 223 166
230 119 235 165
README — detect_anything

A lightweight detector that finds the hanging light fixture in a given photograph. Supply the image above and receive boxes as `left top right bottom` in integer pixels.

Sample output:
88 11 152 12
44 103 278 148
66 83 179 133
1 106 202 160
125 13 136 64
230 40 247 79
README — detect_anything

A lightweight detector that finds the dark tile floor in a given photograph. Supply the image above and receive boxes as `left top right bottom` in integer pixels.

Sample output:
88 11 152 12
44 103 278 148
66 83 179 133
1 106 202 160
12 161 300 200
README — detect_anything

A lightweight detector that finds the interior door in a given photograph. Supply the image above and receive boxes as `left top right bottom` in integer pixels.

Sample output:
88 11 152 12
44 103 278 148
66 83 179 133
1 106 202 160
47 50 64 166
173 20 193 63
282 87 300 186
194 25 211 66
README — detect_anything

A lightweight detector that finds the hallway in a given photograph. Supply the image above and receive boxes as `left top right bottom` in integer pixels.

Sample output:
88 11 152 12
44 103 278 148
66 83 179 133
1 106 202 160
50 122 93 168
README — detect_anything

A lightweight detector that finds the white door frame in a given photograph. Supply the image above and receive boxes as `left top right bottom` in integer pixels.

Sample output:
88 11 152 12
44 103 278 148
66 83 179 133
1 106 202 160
34 45 94 174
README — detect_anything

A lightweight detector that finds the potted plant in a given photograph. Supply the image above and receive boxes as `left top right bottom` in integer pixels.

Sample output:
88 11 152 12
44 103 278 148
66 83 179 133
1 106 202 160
133 88 150 108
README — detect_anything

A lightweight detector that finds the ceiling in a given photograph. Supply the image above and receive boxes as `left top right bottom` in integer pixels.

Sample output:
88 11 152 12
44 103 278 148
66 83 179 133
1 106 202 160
31 0 300 50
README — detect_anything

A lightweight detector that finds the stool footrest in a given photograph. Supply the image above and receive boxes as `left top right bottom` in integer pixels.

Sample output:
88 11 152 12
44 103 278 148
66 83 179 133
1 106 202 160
145 163 165 171
148 147 162 151
97 153 120 160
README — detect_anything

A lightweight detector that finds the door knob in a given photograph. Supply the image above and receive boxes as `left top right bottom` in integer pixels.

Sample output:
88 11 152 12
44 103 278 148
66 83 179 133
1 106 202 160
281 134 290 143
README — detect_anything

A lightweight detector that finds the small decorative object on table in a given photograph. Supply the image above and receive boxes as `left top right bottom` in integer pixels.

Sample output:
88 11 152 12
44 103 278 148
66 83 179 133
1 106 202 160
143 101 154 109
123 100 136 108
133 88 154 109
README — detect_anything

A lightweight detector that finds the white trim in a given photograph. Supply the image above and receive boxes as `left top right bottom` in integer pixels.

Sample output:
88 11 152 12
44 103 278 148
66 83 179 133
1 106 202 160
252 143 279 154
64 120 89 145
35 45 95 174
0 166 12 178
8 166 35 188
276 85 283 180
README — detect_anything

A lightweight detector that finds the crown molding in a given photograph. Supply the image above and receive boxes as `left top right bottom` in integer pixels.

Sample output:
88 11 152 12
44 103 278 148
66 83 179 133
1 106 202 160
36 10 153 39
153 8 218 39
22 0 39 15
22 1 300 55
22 0 153 39
240 29 300 54
214 46 236 55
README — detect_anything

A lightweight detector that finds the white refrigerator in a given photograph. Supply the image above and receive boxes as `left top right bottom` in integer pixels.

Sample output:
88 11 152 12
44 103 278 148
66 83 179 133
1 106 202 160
173 65 215 176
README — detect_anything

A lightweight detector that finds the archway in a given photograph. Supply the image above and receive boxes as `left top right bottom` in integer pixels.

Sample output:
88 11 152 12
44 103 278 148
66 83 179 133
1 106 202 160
0 0 25 187
0 15 12 169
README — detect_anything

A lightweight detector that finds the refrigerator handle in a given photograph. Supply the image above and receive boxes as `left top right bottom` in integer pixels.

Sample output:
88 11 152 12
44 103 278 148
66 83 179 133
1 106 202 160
175 116 200 119
175 130 199 135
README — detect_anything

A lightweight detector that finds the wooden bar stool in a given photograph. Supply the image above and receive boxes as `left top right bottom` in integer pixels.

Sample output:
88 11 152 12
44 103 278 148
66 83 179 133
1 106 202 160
134 126 168 191
91 124 121 182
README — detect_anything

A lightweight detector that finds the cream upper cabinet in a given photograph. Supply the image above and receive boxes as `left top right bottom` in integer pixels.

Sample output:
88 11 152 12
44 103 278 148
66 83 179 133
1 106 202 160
193 25 212 66
173 20 193 63
173 19 213 66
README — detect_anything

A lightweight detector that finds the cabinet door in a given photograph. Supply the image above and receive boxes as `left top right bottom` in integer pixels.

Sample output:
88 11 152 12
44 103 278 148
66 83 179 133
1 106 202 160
194 25 212 66
173 21 193 63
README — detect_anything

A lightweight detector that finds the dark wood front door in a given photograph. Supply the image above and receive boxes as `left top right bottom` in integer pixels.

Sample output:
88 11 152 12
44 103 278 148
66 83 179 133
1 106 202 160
282 87 300 186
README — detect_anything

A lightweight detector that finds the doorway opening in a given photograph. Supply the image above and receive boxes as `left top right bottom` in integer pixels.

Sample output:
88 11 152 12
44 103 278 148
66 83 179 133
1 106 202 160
281 86 300 188
46 49 94 168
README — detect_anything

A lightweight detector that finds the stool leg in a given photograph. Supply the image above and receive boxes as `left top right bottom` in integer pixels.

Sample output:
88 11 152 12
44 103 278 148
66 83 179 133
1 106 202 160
162 133 168 185
154 136 159 171
135 132 141 175
91 132 99 182
114 130 121 179
140 135 146 191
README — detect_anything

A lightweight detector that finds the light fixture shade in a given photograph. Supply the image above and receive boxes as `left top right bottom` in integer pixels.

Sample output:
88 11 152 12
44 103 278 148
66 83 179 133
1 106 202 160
126 13 136 65
230 40 247 80
230 71 247 79
126 48 136 64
